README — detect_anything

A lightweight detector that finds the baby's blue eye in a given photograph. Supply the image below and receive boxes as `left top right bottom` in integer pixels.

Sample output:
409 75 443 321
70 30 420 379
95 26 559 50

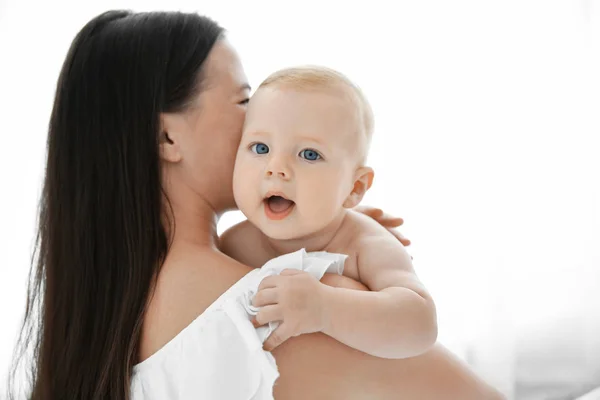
299 149 321 161
251 143 269 154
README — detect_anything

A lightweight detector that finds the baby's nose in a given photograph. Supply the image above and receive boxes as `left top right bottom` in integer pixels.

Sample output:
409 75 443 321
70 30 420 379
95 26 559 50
266 158 292 180
266 170 288 178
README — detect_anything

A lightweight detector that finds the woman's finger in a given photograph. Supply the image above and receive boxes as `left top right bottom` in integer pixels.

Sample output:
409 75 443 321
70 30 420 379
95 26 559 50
355 205 383 219
355 205 404 227
379 216 404 227
388 229 411 246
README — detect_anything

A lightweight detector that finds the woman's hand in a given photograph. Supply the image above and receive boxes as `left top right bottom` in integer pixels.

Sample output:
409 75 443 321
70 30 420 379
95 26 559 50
354 205 411 246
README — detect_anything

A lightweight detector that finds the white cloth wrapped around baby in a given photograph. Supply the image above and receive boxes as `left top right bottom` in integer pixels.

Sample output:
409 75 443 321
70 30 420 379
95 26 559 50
130 249 347 400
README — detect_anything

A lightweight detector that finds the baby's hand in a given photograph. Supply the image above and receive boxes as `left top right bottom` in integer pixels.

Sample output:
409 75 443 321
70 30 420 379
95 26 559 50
251 269 328 352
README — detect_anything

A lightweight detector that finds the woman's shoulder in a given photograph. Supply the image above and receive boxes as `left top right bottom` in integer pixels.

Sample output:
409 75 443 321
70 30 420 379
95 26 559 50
136 247 503 400
138 247 252 363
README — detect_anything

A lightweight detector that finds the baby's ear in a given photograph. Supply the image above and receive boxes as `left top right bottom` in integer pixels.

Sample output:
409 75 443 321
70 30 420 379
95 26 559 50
343 167 374 208
159 113 183 163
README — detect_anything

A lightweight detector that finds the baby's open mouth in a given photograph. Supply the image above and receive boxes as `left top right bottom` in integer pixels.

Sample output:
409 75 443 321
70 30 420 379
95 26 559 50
264 195 295 220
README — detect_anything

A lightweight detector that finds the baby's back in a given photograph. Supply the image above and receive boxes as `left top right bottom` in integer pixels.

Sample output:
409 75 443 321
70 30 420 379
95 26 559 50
321 210 397 282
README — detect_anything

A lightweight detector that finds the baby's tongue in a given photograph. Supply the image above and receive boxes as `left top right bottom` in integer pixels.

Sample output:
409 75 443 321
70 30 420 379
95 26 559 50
268 196 294 213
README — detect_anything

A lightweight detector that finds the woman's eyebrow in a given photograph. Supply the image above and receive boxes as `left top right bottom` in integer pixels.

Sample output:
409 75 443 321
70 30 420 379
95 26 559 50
239 83 251 92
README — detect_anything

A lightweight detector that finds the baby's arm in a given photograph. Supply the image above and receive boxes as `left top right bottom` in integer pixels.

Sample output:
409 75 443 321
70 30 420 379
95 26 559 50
321 234 437 359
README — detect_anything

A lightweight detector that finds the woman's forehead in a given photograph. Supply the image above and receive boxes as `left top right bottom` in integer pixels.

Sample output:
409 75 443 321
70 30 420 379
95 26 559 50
203 39 248 90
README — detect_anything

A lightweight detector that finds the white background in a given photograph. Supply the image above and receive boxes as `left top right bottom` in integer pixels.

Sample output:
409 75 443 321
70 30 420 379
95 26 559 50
1 1 599 398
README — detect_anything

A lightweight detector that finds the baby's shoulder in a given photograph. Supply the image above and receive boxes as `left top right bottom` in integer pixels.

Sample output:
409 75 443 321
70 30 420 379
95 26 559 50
219 220 269 267
220 219 258 244
345 210 394 244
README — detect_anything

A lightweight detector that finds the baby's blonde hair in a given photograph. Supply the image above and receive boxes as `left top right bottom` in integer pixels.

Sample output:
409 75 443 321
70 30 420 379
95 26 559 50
257 66 374 151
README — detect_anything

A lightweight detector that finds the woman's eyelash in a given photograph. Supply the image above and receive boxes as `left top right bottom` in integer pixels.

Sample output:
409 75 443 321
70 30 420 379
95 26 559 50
238 98 250 105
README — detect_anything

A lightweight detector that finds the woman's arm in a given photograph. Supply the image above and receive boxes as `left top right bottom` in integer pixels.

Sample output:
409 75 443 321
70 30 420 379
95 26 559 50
152 245 502 399
272 274 504 400
274 335 504 400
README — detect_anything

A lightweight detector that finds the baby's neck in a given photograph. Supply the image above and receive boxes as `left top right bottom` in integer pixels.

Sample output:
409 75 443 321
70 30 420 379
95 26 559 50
264 209 349 256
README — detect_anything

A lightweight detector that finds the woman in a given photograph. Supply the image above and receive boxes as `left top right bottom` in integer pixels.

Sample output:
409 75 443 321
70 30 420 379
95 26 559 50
10 10 503 399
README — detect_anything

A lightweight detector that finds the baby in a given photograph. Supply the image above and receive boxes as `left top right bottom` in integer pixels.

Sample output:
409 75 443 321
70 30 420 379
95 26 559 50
220 66 437 359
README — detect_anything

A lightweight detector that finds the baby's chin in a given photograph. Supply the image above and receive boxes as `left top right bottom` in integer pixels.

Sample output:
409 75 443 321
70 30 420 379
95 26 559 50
255 220 303 241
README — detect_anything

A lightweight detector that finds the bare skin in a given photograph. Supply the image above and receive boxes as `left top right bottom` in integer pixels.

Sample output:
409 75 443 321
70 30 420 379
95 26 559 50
220 209 436 359
224 75 436 357
141 208 503 400
138 38 505 399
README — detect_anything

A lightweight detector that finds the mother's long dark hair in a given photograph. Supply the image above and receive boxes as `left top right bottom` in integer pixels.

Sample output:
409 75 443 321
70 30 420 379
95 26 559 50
9 10 223 399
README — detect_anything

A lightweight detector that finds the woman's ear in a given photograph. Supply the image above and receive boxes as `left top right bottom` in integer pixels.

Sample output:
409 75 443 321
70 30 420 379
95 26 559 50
343 166 374 208
159 113 183 163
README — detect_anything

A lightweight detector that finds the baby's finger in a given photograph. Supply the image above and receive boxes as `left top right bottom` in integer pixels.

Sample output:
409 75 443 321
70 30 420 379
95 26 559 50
252 288 279 307
263 324 292 352
253 305 283 327
257 275 280 291
279 269 303 276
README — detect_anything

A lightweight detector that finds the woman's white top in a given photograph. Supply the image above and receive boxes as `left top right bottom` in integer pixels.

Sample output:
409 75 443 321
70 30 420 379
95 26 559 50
130 249 346 400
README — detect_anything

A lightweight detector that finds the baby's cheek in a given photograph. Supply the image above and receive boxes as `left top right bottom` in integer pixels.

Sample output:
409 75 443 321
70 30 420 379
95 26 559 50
300 180 342 223
232 166 244 198
233 164 257 208
313 173 346 203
